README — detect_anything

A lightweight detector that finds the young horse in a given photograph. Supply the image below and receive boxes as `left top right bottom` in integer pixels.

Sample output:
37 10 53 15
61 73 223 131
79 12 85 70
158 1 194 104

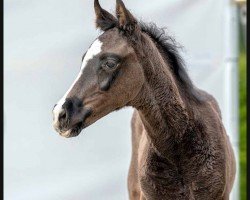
52 0 236 199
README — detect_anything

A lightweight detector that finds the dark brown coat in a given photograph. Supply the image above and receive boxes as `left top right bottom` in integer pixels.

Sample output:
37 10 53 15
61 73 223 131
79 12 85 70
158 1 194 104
53 1 236 199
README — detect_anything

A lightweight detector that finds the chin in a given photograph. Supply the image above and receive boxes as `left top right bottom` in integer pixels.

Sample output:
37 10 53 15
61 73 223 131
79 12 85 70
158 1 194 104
55 121 85 138
59 129 81 138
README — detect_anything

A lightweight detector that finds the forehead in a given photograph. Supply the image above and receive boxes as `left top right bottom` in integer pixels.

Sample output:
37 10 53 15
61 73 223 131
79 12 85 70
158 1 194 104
81 28 132 70
98 28 130 53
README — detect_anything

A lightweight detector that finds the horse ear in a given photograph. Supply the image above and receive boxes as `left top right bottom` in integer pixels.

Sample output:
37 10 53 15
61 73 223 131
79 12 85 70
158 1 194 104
94 0 117 31
116 0 137 32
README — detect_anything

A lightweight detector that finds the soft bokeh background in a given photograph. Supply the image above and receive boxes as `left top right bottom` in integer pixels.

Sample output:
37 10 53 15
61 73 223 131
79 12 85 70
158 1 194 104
4 0 246 199
239 19 247 200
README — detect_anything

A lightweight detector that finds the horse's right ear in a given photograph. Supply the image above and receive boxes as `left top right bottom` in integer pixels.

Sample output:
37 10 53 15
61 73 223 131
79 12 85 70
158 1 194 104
94 0 117 31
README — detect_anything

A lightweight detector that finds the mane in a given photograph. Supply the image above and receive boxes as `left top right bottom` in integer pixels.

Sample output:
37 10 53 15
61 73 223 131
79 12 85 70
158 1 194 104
139 21 202 103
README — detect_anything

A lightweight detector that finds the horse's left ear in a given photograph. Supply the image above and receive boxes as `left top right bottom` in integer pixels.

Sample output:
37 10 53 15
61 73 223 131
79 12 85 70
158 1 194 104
116 0 138 32
94 0 117 31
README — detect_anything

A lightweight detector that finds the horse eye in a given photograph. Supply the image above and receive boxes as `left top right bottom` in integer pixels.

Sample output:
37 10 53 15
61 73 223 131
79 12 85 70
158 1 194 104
106 61 116 68
103 60 118 70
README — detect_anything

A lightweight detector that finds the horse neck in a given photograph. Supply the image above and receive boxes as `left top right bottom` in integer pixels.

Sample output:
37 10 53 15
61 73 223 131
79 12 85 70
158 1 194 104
131 35 190 157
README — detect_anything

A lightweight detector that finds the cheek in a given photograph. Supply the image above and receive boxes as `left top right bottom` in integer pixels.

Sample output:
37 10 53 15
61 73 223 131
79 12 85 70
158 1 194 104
110 63 144 101
124 66 144 97
98 69 120 91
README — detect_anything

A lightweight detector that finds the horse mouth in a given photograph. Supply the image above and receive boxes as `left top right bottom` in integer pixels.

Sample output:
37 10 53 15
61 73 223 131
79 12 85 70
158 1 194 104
57 121 85 138
54 108 92 138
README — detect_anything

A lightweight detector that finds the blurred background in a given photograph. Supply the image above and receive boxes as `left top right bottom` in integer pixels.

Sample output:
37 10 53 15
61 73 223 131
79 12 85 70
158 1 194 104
4 0 247 199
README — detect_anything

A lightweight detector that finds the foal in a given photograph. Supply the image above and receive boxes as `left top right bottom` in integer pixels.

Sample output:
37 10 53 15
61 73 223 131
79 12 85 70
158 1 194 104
52 0 236 199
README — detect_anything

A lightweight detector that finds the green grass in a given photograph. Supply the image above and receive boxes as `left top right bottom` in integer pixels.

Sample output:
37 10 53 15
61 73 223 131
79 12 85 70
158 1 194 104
239 49 246 200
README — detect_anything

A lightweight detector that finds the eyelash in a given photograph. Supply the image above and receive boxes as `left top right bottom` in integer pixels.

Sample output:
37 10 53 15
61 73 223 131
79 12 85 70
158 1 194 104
101 59 119 71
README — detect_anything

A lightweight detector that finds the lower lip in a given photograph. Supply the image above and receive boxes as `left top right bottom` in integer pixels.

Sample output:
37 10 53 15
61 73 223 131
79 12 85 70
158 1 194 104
59 125 84 138
60 130 72 138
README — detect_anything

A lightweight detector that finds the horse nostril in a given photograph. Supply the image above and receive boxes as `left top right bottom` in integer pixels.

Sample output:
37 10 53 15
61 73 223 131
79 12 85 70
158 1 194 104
58 109 67 122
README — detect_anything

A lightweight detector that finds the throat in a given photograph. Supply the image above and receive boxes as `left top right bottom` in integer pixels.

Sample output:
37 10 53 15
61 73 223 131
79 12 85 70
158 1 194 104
136 73 189 155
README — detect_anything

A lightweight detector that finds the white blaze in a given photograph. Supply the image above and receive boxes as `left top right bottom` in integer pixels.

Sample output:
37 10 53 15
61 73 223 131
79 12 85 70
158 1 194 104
53 39 103 124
